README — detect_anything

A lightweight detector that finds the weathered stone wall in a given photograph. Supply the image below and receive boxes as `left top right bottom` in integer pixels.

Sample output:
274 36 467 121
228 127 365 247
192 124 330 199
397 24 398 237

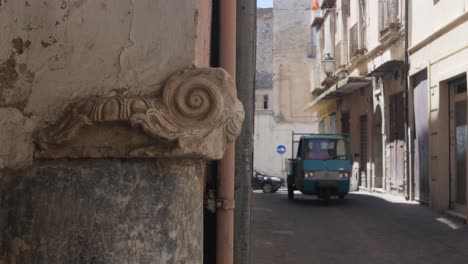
0 2 244 264
254 112 316 177
0 0 204 170
0 159 204 264
272 0 314 123
256 8 273 89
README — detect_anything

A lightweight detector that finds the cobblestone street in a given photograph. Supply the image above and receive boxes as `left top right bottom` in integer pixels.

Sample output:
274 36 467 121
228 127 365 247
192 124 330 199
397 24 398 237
251 191 468 264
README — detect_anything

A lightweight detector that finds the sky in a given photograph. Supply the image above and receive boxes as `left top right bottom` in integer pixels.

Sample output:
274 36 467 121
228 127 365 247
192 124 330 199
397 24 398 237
258 0 273 8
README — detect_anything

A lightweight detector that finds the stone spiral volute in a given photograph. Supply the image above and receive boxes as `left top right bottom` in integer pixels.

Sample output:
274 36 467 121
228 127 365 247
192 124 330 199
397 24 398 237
36 67 245 160
165 76 223 127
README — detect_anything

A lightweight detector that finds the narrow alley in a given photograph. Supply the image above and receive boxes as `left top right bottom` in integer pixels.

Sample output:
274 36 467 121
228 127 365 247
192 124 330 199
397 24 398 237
2 0 468 262
251 192 468 264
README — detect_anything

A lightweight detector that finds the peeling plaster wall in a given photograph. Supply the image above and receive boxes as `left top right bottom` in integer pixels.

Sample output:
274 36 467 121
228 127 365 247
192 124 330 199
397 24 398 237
0 0 205 169
0 108 36 169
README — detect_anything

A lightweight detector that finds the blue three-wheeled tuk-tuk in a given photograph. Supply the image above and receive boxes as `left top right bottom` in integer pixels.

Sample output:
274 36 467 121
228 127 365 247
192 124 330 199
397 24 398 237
287 133 352 203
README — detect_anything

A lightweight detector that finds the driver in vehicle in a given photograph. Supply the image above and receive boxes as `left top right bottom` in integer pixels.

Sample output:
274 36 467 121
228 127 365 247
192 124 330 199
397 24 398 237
304 140 329 159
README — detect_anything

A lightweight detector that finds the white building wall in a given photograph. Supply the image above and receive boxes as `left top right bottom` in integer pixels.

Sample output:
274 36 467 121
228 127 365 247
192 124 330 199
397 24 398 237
366 0 380 52
349 0 359 28
410 0 468 46
409 0 468 211
254 112 316 177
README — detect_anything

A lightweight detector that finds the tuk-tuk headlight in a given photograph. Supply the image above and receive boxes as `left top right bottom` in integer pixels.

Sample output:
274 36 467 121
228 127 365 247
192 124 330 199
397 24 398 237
304 172 314 178
340 172 349 179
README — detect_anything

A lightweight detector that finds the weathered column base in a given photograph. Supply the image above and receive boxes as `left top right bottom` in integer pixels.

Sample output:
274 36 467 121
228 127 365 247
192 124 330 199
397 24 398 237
0 159 204 264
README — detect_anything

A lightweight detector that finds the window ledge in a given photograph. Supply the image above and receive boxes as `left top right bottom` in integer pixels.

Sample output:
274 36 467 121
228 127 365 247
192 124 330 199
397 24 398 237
379 23 402 43
350 48 367 64
255 109 274 114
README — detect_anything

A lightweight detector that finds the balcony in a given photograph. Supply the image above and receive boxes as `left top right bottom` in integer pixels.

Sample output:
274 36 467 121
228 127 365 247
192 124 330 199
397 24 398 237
305 76 373 112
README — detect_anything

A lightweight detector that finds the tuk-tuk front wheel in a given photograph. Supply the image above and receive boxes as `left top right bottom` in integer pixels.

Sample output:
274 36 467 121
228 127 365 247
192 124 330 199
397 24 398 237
288 185 294 200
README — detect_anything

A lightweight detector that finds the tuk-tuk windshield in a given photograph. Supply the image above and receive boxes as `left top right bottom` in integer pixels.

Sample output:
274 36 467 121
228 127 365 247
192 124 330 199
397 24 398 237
304 138 347 160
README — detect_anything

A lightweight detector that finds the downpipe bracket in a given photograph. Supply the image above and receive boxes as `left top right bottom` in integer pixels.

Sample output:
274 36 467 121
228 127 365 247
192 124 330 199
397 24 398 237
204 189 236 212
216 198 236 211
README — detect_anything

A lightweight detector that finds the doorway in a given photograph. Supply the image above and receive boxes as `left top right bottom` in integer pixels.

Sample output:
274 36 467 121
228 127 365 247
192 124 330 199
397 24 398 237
388 92 405 193
330 113 337 133
360 115 368 188
450 77 468 213
413 70 430 203
341 112 350 134
373 106 383 189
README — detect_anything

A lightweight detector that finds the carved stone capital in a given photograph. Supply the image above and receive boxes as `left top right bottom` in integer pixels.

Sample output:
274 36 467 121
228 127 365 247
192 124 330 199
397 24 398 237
35 67 245 160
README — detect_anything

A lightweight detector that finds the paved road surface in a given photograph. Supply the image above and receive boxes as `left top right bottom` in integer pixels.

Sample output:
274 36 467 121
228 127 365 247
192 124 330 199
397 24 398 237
251 191 468 264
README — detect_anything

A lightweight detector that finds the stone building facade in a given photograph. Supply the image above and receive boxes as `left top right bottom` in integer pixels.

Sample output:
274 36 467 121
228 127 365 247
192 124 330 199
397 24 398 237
272 0 315 123
306 0 407 194
256 8 274 92
307 0 468 220
254 2 316 178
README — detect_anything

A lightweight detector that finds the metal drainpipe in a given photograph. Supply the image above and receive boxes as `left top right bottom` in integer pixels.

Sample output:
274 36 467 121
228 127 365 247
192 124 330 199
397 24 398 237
234 0 255 263
404 0 412 200
217 0 236 264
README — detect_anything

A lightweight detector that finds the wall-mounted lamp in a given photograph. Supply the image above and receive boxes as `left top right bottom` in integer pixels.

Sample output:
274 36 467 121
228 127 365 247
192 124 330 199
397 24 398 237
322 53 335 76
